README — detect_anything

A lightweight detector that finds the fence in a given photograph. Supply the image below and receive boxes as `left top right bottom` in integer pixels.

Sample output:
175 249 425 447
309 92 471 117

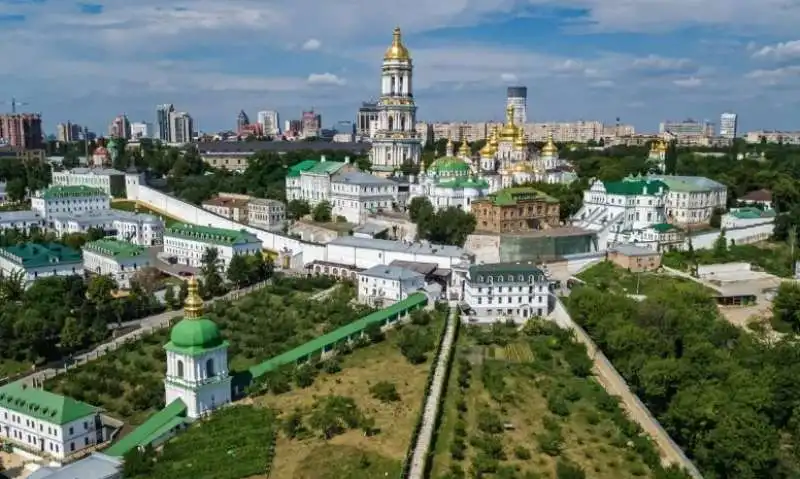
553 299 704 479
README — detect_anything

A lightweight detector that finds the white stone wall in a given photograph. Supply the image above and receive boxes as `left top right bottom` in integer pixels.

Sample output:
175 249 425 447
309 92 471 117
689 221 775 250
357 273 425 305
326 242 463 270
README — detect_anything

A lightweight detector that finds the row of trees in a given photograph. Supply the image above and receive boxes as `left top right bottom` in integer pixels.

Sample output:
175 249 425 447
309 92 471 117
567 282 800 477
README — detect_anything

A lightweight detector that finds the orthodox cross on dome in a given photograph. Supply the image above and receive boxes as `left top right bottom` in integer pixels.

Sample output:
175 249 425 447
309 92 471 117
183 278 204 319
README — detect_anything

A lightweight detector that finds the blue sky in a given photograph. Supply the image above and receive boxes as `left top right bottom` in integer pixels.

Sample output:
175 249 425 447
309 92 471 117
0 0 798 135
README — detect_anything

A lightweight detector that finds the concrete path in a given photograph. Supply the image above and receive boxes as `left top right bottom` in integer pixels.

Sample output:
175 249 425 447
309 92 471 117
18 282 269 387
550 299 704 479
408 308 458 479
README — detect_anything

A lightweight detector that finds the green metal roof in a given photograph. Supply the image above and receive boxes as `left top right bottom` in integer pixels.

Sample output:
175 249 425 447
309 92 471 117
650 223 680 232
41 185 106 200
469 261 546 280
165 223 260 246
730 207 776 219
104 399 187 457
603 179 667 196
483 187 558 206
248 292 428 378
305 160 347 175
165 318 228 356
286 160 318 177
437 177 490 189
83 239 146 259
428 156 471 176
0 381 97 425
0 242 82 268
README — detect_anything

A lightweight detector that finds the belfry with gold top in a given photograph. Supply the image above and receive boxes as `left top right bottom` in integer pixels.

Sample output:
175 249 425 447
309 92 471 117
163 278 231 419
370 27 422 175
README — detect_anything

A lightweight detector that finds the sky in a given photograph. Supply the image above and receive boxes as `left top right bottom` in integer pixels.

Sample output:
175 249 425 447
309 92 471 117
1 0 799 135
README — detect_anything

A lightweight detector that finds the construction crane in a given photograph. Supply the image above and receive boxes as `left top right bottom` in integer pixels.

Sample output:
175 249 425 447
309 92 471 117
0 98 30 114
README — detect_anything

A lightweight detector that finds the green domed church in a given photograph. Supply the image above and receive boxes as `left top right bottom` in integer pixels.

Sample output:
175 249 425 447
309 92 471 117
163 278 231 419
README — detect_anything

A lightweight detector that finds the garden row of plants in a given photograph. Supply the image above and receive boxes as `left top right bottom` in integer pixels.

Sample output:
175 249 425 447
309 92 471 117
399 305 457 478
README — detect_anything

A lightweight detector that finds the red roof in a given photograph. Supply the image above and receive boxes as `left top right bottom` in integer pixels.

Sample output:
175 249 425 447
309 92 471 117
740 189 772 202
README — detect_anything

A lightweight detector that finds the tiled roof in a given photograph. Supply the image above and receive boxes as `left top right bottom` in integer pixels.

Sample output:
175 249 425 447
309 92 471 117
359 265 424 281
0 381 97 425
83 239 146 259
0 242 82 268
603 179 667 196
730 207 776 219
165 223 260 246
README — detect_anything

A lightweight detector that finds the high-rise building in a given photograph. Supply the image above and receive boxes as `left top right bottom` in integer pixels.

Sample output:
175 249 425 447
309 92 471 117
0 114 43 149
356 101 379 138
169 111 194 143
236 110 250 134
130 122 152 140
506 87 527 125
659 119 714 138
156 104 175 142
56 122 83 143
370 27 421 173
720 113 738 139
257 110 280 136
301 110 321 138
108 115 131 140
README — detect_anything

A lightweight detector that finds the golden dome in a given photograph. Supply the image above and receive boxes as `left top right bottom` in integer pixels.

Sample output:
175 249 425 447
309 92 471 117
384 27 411 62
183 277 205 319
651 139 667 152
512 162 533 173
500 104 522 141
479 140 494 157
514 133 527 150
489 127 500 148
458 140 470 156
541 133 558 155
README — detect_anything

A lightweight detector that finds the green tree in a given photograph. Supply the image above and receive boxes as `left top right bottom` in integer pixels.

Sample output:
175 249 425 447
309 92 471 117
87 275 116 305
59 316 85 351
369 381 400 402
226 254 250 288
123 445 155 477
408 196 434 223
664 140 678 175
6 178 26 203
712 229 728 258
709 207 725 229
200 247 224 296
773 282 800 331
312 201 332 222
163 285 178 310
287 199 311 220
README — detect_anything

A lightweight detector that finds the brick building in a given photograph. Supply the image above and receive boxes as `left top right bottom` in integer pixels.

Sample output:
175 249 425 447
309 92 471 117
471 187 560 234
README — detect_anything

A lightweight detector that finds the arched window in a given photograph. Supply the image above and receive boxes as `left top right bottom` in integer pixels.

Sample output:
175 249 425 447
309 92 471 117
176 360 184 378
206 358 215 378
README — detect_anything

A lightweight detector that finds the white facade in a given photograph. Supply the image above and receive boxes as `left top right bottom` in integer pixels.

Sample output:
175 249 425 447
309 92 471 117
162 225 262 269
330 171 398 223
325 236 469 271
32 186 110 221
462 262 552 324
164 345 231 419
248 198 285 229
720 113 737 139
369 28 422 173
0 408 99 461
82 243 151 289
0 243 83 286
285 157 352 206
51 168 126 197
357 265 425 306
257 110 280 136
0 210 46 232
51 210 164 246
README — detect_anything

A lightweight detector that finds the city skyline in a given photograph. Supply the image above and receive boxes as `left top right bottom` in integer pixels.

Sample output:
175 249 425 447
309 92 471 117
0 1 799 134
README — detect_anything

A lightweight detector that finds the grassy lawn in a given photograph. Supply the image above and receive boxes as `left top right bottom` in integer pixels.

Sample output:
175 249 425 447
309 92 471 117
663 241 795 278
429 322 666 479
45 278 357 425
127 405 277 479
577 261 712 296
249 316 444 479
112 200 182 227
0 359 31 379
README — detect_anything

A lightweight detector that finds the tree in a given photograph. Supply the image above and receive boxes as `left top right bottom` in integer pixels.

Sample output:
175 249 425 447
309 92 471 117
6 178 26 203
408 197 434 222
369 381 400 402
772 282 800 331
709 207 725 229
123 446 155 477
226 254 250 288
712 228 728 258
87 275 117 305
200 247 224 296
664 140 678 175
130 267 162 295
287 199 310 220
60 316 85 351
418 206 477 246
164 285 178 310
312 201 332 222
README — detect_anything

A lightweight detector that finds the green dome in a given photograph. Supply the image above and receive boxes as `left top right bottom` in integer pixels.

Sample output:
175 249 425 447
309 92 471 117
428 156 471 177
169 318 223 350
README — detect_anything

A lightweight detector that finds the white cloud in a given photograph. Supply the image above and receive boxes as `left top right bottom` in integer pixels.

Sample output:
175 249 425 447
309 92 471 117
589 80 615 88
751 40 800 60
307 72 346 86
500 73 518 82
673 77 702 88
302 38 321 51
745 66 800 86
631 55 695 73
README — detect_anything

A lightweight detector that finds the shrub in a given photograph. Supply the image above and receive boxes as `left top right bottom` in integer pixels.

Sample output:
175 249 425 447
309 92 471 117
547 394 570 417
556 459 586 479
514 445 532 460
537 430 564 457
369 381 400 403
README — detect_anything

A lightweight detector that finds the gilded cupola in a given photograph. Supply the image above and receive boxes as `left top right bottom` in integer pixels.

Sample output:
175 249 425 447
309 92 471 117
541 133 558 156
500 104 522 141
384 27 411 61
458 140 471 157
514 132 528 150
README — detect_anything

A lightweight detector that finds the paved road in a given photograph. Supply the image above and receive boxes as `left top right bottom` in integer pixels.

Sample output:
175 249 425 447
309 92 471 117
408 308 457 479
550 299 704 478
22 282 268 387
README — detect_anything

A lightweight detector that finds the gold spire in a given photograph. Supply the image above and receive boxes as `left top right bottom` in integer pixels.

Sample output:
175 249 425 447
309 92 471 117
651 138 667 153
514 132 527 150
541 132 558 155
500 105 521 141
458 140 470 157
384 27 411 61
183 277 204 319
489 126 499 148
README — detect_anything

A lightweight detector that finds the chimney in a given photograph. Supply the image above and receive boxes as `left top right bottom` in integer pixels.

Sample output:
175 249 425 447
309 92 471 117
320 155 326 162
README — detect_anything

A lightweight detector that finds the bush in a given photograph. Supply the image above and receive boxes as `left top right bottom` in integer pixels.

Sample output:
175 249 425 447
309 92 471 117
451 438 466 460
547 394 570 417
537 430 564 456
514 445 532 460
556 459 586 479
369 381 400 403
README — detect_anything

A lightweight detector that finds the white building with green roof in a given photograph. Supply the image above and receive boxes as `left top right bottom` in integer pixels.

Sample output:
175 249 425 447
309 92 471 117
284 155 356 207
643 175 727 224
463 261 553 324
82 239 151 289
31 185 110 222
0 381 101 460
164 278 231 419
0 243 83 286
409 151 491 211
163 223 261 269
